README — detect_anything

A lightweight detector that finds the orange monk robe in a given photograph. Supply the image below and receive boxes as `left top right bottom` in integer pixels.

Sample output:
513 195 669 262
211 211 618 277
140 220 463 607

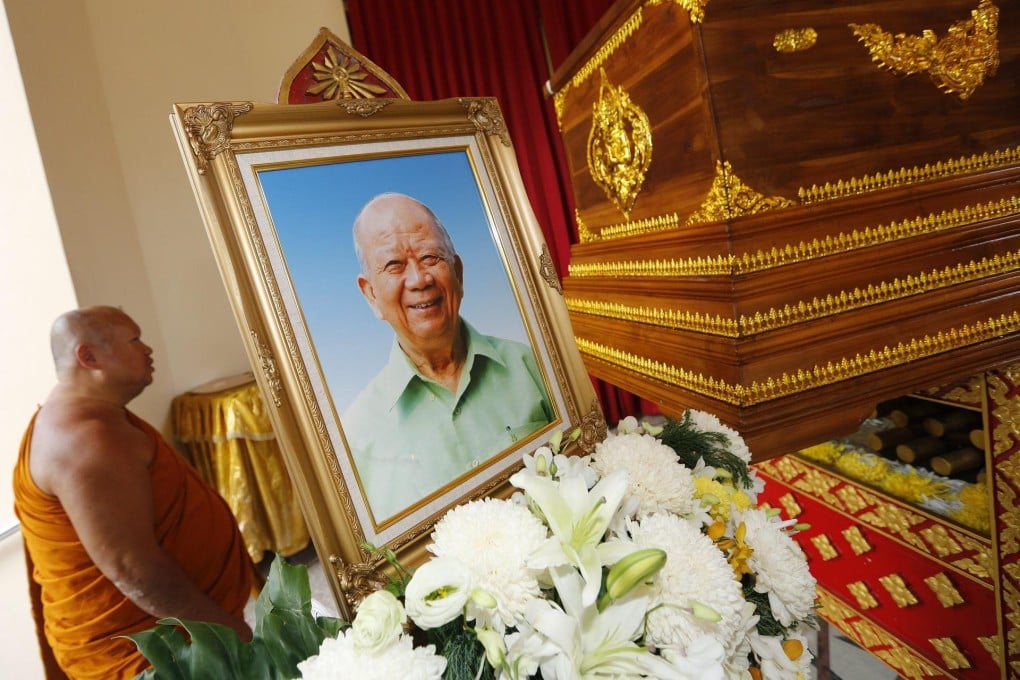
14 410 255 680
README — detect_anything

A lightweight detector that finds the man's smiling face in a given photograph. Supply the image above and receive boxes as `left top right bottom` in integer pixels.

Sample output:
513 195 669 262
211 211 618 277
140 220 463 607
356 195 464 355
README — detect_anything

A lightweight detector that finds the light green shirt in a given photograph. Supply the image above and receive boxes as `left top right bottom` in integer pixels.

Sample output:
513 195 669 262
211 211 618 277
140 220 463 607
342 320 553 520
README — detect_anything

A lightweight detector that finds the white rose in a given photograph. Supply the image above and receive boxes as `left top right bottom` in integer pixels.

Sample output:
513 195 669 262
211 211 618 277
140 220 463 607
352 589 406 653
404 557 472 629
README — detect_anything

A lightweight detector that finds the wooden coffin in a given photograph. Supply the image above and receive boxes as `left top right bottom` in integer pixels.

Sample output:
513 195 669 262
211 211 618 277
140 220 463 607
548 0 1020 458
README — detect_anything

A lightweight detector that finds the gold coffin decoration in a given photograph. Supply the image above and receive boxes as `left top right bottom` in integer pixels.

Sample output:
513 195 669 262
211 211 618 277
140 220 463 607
549 0 1020 458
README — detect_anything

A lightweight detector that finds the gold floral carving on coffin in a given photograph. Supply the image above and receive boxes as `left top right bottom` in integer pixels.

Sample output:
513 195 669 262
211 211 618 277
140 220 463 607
576 145 1020 240
181 103 254 175
849 0 1000 100
686 161 796 226
773 27 817 54
566 247 1020 338
461 98 511 147
249 329 283 407
587 71 652 220
646 0 710 24
569 196 1020 279
815 587 945 678
843 526 873 555
552 8 643 125
307 44 390 101
575 311 1020 407
756 456 993 583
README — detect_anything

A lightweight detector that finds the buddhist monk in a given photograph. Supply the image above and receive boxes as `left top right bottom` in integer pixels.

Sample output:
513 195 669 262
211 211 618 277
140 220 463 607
13 306 254 679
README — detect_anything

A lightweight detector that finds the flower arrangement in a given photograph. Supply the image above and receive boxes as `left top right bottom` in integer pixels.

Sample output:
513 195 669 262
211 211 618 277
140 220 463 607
131 411 818 679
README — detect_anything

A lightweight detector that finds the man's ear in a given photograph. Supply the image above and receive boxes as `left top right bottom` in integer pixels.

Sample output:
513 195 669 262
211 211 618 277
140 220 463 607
454 254 464 285
74 343 99 369
357 274 385 320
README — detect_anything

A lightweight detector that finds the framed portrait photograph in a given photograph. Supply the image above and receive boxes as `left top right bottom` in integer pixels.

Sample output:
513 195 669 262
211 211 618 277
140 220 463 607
170 95 603 616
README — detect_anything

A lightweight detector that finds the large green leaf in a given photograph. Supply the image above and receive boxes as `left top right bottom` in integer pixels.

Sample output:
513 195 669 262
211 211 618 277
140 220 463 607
128 555 348 680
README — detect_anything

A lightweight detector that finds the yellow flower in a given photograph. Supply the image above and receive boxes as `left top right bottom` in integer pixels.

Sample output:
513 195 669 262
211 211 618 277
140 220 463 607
834 451 890 484
717 521 754 578
307 46 388 100
798 441 844 464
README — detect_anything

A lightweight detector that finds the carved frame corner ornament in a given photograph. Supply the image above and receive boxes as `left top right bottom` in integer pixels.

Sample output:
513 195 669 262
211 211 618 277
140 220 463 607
249 329 283 407
587 69 652 220
849 0 1000 100
330 554 389 609
461 98 511 147
577 398 608 454
539 244 563 294
181 103 253 175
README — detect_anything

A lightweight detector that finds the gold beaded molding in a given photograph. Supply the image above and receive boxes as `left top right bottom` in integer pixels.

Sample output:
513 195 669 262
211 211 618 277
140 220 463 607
568 196 1020 278
566 248 1020 337
553 8 643 125
576 311 1020 406
577 209 680 243
799 145 1020 204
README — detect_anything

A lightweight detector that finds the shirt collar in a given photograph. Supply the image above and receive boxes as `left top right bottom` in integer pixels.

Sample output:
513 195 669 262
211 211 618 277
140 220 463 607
374 319 508 411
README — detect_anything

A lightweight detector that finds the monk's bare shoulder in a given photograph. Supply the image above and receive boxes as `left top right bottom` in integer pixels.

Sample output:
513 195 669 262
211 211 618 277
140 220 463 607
30 396 152 496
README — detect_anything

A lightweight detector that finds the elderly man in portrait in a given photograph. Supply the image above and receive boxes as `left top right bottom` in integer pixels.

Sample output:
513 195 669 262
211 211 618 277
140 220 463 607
343 192 554 520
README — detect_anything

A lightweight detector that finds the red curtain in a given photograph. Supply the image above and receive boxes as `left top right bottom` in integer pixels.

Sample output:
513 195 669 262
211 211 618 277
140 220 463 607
345 0 657 422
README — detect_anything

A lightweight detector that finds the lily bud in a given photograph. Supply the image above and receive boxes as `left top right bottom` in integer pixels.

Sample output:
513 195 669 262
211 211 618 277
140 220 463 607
549 430 564 454
569 427 582 442
604 548 667 603
792 522 811 532
689 599 722 622
534 453 548 475
475 627 506 667
469 588 497 609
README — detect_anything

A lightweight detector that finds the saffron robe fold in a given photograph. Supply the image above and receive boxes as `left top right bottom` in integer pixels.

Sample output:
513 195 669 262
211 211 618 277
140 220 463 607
14 409 255 680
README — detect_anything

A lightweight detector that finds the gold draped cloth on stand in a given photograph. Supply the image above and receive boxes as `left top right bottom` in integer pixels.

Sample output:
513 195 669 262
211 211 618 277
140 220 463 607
171 376 309 562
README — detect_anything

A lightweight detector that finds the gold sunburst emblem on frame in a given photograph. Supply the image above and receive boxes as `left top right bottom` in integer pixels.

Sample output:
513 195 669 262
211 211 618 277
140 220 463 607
587 70 652 219
307 45 389 100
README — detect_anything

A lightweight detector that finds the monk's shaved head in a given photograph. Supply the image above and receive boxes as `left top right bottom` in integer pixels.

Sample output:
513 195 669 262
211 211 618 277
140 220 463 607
50 306 127 374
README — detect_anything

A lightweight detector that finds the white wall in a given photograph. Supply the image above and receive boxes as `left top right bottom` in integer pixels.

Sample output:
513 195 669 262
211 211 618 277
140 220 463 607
0 1 350 675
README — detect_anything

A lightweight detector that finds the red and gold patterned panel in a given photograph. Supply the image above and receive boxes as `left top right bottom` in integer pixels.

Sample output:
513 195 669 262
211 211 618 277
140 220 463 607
276 27 409 105
756 454 999 678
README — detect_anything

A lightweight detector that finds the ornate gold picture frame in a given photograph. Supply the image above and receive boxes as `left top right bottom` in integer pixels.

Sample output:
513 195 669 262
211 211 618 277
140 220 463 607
169 96 602 616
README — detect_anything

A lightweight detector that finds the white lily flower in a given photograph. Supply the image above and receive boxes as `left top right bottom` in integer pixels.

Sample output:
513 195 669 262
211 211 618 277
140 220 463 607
510 468 629 607
524 567 694 679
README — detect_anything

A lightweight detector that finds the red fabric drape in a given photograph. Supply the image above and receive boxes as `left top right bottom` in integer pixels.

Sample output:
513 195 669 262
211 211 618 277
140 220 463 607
345 0 658 422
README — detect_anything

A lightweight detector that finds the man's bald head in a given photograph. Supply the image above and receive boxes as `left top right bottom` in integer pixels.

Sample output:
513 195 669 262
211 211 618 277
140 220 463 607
50 306 128 375
352 193 457 276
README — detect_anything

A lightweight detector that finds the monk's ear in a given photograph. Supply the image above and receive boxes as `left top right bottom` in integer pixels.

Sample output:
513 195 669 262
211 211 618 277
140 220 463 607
74 343 99 369
357 274 384 320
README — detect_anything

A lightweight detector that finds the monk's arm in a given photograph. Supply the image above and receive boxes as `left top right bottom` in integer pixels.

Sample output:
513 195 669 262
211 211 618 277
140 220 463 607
48 419 252 640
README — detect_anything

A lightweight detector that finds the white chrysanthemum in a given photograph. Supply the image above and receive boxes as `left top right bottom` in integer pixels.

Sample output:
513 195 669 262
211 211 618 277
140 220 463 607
742 508 817 627
428 497 548 630
592 432 696 517
628 513 748 659
297 630 445 680
685 410 752 464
